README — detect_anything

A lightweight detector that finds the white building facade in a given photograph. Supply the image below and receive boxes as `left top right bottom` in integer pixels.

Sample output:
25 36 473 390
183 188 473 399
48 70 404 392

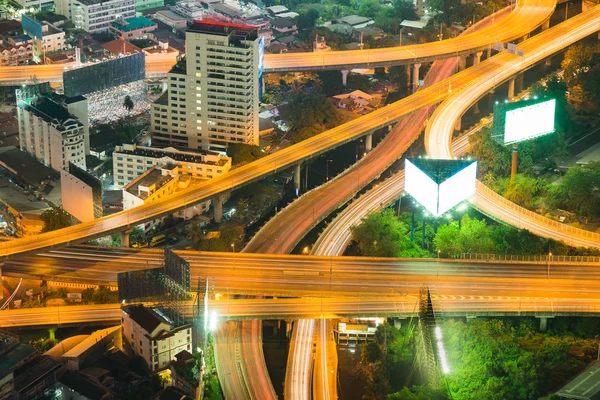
17 94 89 171
112 143 231 188
121 305 192 372
151 20 260 153
70 0 135 33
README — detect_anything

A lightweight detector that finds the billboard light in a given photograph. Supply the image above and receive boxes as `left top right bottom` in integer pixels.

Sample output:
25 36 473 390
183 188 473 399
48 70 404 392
491 97 556 145
404 158 477 217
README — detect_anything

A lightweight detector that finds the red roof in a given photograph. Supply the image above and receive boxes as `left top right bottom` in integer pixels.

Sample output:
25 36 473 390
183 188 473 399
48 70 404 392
192 19 255 30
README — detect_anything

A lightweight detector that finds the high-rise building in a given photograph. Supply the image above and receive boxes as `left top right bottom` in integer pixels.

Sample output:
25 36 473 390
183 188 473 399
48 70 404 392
69 0 135 33
17 90 89 171
151 20 261 152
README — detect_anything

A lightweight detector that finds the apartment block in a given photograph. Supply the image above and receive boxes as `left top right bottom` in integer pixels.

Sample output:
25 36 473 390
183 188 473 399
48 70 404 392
70 0 135 33
113 143 231 188
121 305 192 372
17 92 89 171
151 20 260 153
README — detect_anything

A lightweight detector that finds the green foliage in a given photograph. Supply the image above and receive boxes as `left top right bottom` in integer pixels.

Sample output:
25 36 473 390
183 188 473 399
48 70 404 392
502 175 548 209
444 318 599 399
282 92 344 143
41 207 72 232
92 286 118 304
227 143 265 166
198 222 244 252
561 43 600 112
296 8 320 31
434 215 494 257
546 162 600 218
187 221 204 249
29 337 58 354
351 209 425 257
317 70 343 96
231 182 280 225
387 386 449 400
346 73 374 92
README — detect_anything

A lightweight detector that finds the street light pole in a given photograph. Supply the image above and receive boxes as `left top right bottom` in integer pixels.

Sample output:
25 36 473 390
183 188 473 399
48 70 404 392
547 251 552 278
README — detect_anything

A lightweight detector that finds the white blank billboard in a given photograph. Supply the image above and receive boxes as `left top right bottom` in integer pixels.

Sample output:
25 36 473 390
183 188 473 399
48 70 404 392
405 159 477 217
504 99 556 144
438 162 477 216
405 159 438 216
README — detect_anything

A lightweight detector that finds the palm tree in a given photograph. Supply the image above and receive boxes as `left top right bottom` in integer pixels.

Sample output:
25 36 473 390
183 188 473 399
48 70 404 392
123 95 134 113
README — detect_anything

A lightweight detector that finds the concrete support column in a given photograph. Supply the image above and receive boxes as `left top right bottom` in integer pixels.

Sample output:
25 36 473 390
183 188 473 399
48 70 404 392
121 228 133 248
286 320 294 339
516 73 524 94
365 133 373 152
488 89 495 109
541 19 550 31
213 195 224 223
473 51 483 66
0 262 3 301
454 114 462 132
473 100 480 114
521 33 529 43
341 70 349 86
539 317 549 332
458 55 467 71
545 56 553 68
405 64 411 91
293 163 301 195
508 78 515 99
412 63 421 93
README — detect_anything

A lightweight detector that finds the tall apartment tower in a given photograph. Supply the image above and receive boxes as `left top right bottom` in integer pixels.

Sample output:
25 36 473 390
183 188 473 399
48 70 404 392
151 20 261 153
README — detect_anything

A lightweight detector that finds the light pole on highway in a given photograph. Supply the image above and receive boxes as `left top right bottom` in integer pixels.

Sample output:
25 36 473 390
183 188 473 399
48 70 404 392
326 159 333 181
437 250 441 276
547 251 552 278
231 243 235 253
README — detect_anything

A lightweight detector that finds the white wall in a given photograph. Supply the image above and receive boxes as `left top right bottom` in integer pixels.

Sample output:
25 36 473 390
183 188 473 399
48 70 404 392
60 170 94 222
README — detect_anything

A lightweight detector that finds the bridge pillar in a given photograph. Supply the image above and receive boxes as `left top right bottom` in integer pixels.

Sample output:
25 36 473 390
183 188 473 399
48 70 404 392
121 228 133 248
293 163 301 195
0 262 3 301
454 114 462 132
545 56 553 68
473 99 480 114
213 194 225 223
488 89 495 109
516 73 524 94
473 51 483 66
541 19 550 31
508 78 515 99
458 55 467 72
537 316 554 332
412 63 421 93
405 64 412 92
521 33 529 43
365 133 373 152
341 70 349 86
285 319 294 339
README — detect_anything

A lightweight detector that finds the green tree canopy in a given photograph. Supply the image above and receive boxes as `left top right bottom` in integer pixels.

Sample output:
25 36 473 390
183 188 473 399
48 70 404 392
281 92 344 143
41 207 72 232
546 161 600 218
227 143 265 166
351 209 418 257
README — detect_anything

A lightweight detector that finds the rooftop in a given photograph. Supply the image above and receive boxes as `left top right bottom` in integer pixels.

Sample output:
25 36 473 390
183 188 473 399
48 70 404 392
0 344 34 376
111 16 156 32
0 146 57 185
337 15 374 26
59 370 114 400
211 3 242 18
75 0 125 6
19 95 83 132
155 89 169 105
267 5 288 14
271 17 295 29
0 20 22 35
159 386 194 400
114 143 229 166
157 9 188 21
556 361 600 400
0 179 51 215
13 355 62 392
123 304 170 334
101 38 142 55
124 168 174 200
188 20 258 41
63 326 121 359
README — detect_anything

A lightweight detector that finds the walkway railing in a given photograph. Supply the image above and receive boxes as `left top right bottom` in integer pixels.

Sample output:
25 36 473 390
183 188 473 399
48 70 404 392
459 253 600 264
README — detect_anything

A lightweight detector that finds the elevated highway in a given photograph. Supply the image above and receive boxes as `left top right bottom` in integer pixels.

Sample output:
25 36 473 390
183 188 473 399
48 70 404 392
1 296 599 328
0 0 562 261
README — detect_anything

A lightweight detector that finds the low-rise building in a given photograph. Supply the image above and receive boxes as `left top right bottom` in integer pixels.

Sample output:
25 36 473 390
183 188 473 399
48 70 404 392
57 370 115 399
337 15 374 29
109 17 157 40
121 305 192 372
0 42 32 66
122 166 209 230
271 17 297 34
69 0 136 33
0 178 51 236
21 15 65 64
62 326 122 372
113 143 231 188
266 5 288 17
17 92 88 171
172 1 205 20
155 10 187 30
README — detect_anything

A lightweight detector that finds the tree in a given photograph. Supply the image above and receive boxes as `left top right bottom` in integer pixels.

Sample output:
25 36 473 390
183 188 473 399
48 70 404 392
281 92 344 142
503 174 547 209
561 43 600 112
296 8 319 31
350 209 416 257
317 70 343 97
433 222 461 257
227 143 265 166
546 162 600 218
41 207 72 232
123 95 134 113
186 221 204 249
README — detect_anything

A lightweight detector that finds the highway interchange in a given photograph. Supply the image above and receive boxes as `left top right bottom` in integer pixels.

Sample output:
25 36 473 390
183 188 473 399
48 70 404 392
1 0 600 398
